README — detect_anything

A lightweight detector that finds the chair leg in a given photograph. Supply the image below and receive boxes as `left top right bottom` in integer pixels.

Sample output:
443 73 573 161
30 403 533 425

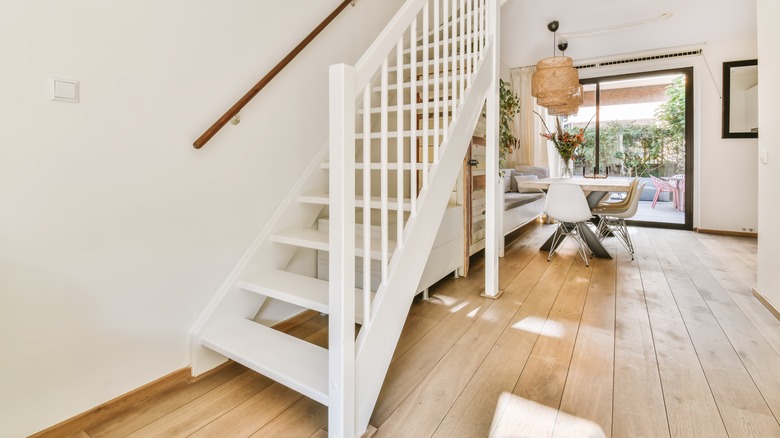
610 218 635 260
652 188 661 209
574 222 590 267
596 216 608 240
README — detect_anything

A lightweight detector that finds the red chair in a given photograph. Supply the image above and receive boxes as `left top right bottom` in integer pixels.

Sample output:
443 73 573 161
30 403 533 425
650 175 677 209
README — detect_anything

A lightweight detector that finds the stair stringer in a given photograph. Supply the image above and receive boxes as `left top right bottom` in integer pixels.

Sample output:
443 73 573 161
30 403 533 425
189 142 330 376
354 46 494 432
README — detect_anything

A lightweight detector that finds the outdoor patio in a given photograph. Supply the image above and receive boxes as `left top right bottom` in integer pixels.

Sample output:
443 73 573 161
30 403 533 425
634 199 685 224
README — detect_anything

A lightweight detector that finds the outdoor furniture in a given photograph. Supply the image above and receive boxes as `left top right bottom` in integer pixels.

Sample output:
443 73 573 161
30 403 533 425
543 183 594 266
670 174 686 212
650 175 677 209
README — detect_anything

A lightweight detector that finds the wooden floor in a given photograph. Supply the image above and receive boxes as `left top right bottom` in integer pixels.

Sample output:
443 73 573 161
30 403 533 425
65 223 780 437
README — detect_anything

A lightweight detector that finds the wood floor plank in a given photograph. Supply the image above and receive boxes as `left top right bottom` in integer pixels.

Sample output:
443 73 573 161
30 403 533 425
189 384 302 437
432 249 574 438
554 239 617 438
632 229 728 438
390 314 440 363
84 362 247 437
492 248 591 438
370 286 493 426
665 231 780 425
691 232 780 357
125 371 274 437
650 229 780 437
73 225 780 438
376 247 552 437
612 241 670 437
248 397 327 438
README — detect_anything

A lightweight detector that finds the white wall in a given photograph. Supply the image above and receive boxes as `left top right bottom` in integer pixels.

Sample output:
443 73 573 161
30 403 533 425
757 0 780 309
0 0 405 435
697 39 758 232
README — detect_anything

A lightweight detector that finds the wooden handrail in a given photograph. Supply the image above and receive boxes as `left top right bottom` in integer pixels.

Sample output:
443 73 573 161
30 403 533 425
193 0 356 149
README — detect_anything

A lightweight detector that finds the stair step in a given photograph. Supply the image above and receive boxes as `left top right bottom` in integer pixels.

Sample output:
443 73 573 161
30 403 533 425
238 269 374 324
387 54 477 76
298 192 412 211
372 75 458 92
387 53 477 73
272 228 393 259
402 33 477 55
358 101 455 115
320 162 423 171
201 318 329 405
356 129 445 140
415 11 481 44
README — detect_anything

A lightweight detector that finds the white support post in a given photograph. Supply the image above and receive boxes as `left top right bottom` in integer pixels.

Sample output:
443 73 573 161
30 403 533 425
328 63 356 437
482 0 501 299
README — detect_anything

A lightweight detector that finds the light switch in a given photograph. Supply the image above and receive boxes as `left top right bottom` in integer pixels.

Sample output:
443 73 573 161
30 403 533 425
49 78 79 103
760 150 768 164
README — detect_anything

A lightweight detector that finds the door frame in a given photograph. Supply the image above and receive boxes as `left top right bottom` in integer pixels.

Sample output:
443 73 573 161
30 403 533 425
579 67 694 230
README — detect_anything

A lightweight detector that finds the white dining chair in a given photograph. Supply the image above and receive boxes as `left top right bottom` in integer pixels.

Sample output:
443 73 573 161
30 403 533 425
543 183 594 266
593 182 646 260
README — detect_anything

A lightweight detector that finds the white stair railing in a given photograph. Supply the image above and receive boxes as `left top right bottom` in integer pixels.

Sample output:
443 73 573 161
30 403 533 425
328 0 497 434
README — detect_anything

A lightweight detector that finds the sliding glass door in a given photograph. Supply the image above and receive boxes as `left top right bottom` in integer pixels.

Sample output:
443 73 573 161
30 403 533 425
567 69 693 229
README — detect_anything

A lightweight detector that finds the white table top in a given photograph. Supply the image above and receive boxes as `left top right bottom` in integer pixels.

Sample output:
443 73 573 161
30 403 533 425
517 177 632 192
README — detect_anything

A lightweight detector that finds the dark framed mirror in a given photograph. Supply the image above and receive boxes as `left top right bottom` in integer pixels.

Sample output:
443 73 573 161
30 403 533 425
723 59 758 138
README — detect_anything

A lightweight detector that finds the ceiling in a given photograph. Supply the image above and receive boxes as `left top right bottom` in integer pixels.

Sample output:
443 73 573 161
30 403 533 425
500 0 757 68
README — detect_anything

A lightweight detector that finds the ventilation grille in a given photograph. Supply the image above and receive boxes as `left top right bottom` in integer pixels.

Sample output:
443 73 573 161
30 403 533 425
575 49 702 70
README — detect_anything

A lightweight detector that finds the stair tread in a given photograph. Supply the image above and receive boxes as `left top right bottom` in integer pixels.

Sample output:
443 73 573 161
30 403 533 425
387 53 477 73
298 192 412 210
372 75 458 92
358 101 455 115
201 318 329 405
239 269 330 313
356 129 445 139
320 162 423 170
272 228 394 259
402 33 477 54
239 269 375 324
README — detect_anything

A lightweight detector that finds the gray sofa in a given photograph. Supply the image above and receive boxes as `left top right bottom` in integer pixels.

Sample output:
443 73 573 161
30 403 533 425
502 166 548 237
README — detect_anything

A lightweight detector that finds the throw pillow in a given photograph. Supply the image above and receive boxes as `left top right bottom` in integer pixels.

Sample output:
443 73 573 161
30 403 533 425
514 175 544 193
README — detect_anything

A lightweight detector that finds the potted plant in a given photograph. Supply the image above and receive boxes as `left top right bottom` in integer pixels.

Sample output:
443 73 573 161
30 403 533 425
499 79 521 166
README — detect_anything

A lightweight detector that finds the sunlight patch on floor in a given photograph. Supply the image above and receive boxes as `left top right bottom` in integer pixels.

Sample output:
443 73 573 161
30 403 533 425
511 317 564 339
449 301 470 313
490 392 606 438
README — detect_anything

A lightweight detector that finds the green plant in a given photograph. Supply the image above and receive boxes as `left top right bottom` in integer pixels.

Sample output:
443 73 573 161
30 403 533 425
499 79 520 165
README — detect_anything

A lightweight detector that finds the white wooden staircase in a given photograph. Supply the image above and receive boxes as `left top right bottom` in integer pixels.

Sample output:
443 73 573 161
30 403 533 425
190 0 499 436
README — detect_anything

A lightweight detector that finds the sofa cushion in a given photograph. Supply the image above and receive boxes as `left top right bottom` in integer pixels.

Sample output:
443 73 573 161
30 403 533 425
504 192 545 211
514 175 544 193
515 165 549 179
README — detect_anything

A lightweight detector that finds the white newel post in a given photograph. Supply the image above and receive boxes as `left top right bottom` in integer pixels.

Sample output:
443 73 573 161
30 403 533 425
328 64 356 438
483 0 501 298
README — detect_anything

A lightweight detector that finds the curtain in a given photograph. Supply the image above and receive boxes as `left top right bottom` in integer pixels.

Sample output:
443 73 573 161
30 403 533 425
510 66 560 176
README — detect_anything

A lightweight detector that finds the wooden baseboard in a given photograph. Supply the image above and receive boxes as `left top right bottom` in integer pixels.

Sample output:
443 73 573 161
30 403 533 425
697 228 758 238
31 367 193 437
753 288 780 321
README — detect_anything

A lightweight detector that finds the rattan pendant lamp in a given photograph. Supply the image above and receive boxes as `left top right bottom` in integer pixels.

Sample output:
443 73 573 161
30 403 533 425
531 21 581 116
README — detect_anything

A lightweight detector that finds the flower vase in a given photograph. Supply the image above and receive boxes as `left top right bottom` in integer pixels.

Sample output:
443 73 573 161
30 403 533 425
560 158 573 178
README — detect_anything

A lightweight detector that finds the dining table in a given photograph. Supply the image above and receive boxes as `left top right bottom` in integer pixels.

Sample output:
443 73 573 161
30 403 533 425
517 177 632 259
